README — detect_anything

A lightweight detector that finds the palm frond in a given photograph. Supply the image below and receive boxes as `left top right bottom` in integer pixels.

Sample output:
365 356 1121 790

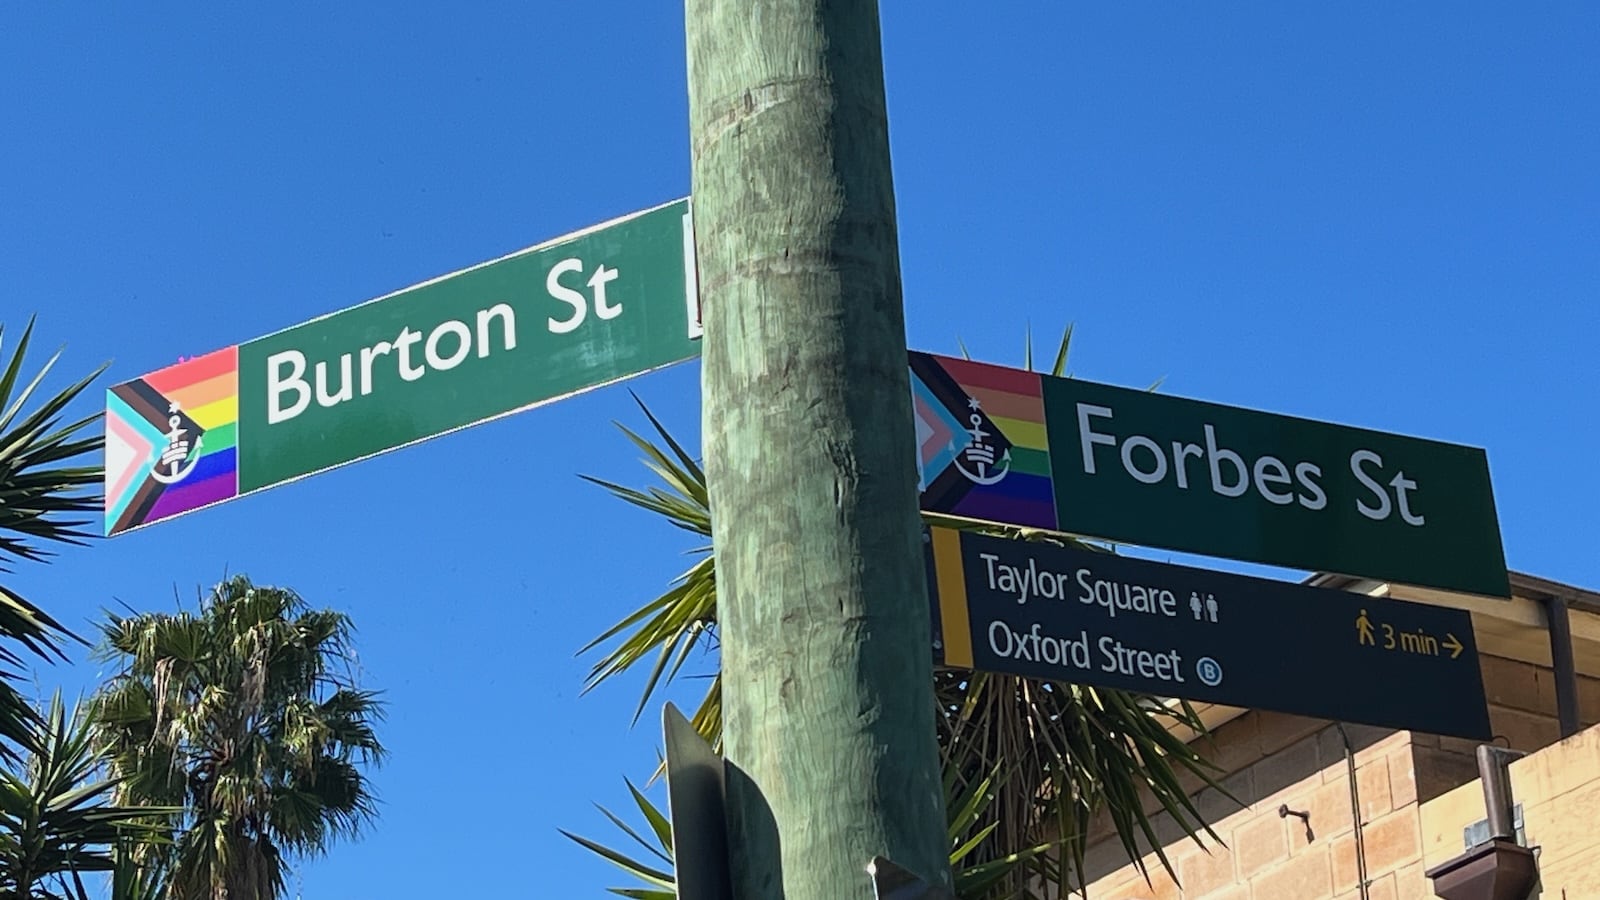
0 318 107 760
1050 322 1074 378
559 780 678 896
90 576 385 898
567 761 1063 900
574 328 1228 897
0 319 108 565
0 693 177 900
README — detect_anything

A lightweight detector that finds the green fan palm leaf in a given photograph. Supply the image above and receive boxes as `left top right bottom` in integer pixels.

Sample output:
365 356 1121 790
91 576 385 900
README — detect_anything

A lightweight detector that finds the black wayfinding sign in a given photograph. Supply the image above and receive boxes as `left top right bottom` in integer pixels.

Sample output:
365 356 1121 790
926 528 1491 739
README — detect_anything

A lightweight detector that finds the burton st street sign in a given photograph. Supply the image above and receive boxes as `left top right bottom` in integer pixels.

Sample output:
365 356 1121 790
106 199 699 535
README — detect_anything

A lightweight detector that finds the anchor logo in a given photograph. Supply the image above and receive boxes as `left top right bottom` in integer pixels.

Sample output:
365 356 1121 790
148 401 205 485
953 398 1011 486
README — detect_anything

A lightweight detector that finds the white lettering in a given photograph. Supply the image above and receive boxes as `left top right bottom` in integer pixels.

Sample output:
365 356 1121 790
1391 470 1425 526
987 622 1093 670
1067 411 1347 516
394 327 425 382
1036 562 1060 600
1295 462 1327 510
1098 636 1184 683
267 350 311 424
996 563 1017 598
1252 455 1294 505
359 341 392 396
1073 568 1179 619
264 301 521 426
1351 449 1391 521
425 320 473 371
987 620 1013 657
547 258 588 334
589 264 621 319
476 303 517 357
1121 435 1168 484
1098 636 1118 672
1077 403 1116 474
1172 441 1203 489
1204 424 1249 497
988 554 1074 604
1039 633 1062 664
314 355 354 408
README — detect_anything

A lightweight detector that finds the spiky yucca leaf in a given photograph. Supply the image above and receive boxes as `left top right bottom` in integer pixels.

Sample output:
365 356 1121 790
0 318 107 758
577 330 1226 898
565 762 1056 900
0 693 175 900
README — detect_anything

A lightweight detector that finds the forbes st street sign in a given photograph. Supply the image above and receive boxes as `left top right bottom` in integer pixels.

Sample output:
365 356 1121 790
910 353 1509 598
927 527 1491 739
106 199 699 535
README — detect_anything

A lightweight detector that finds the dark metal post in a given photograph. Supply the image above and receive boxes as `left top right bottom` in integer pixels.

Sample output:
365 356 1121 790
1539 594 1581 738
1476 744 1524 842
1336 724 1371 900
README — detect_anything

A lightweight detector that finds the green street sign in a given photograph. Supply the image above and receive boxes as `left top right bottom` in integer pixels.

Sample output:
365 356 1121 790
926 527 1492 738
107 207 1509 600
106 199 699 535
910 354 1509 598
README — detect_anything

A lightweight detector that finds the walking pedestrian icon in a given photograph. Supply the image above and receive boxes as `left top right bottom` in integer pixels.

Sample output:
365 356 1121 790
1356 609 1377 645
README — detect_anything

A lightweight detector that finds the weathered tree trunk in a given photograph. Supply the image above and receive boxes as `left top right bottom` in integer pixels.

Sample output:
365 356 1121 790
686 1 951 898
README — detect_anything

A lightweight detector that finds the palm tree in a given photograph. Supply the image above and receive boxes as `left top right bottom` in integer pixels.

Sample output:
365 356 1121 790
576 332 1223 898
0 693 171 900
0 318 105 758
90 575 386 900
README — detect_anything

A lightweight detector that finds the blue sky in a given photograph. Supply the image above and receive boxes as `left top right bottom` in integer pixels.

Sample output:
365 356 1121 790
4 3 1597 897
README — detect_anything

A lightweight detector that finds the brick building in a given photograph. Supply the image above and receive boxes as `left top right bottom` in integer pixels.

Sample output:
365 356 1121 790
1074 571 1600 899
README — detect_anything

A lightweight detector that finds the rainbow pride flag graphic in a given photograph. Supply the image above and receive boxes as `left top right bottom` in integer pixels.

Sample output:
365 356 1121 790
910 352 1057 530
105 347 240 535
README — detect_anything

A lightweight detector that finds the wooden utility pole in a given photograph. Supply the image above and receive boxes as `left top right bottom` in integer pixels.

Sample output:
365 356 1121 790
685 1 951 898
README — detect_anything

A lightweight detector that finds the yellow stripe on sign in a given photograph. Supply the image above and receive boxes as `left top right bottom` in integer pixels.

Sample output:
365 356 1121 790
188 397 238 429
932 528 973 668
987 415 1048 450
